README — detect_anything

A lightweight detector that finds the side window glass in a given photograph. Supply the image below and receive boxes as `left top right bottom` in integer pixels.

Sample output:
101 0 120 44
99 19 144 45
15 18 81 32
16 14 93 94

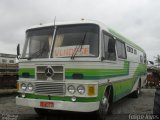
2 59 7 63
104 35 109 56
130 48 133 53
140 55 143 63
116 40 126 59
9 60 14 63
127 46 130 52
103 33 116 61
134 49 137 55
144 53 147 64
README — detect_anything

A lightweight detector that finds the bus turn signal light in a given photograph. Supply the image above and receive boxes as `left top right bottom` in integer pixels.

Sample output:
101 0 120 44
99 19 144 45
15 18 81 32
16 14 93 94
88 85 95 96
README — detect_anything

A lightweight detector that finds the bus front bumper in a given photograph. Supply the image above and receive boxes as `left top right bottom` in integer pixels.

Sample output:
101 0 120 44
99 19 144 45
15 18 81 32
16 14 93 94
16 96 100 112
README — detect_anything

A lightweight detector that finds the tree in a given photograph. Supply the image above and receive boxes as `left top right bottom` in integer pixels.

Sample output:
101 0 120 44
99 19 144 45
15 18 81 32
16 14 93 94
155 55 160 67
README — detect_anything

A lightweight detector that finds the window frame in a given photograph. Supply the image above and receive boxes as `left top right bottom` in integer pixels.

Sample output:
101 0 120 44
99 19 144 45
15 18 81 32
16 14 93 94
102 30 116 61
116 39 127 59
51 23 100 58
143 53 147 64
2 59 7 63
22 26 55 59
127 46 130 52
134 49 137 55
9 60 14 63
130 47 133 53
140 55 143 63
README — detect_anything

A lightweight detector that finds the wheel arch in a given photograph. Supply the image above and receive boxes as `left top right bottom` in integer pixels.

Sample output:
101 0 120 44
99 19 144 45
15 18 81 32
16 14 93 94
139 77 142 87
104 84 114 104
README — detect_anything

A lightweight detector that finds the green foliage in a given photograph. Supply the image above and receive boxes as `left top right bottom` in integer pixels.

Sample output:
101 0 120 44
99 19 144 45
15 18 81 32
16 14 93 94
155 55 160 65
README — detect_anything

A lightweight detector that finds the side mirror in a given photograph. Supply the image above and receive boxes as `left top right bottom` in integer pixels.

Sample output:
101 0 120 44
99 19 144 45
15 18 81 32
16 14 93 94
17 44 20 59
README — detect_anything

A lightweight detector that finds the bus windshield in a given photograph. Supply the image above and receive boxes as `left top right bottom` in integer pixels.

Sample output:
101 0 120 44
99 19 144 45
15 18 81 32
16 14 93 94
52 24 99 58
22 27 54 59
22 24 99 59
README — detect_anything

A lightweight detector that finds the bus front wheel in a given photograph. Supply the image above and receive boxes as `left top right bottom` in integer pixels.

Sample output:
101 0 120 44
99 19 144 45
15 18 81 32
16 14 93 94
97 96 110 120
96 87 112 120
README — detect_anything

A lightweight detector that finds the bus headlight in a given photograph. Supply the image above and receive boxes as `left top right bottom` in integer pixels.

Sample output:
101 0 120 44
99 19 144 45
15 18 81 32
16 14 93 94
68 85 76 94
77 85 85 94
21 83 27 91
27 83 34 92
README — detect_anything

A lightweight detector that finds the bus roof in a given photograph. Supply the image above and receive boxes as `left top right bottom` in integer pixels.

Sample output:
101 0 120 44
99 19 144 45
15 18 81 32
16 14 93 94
28 20 145 53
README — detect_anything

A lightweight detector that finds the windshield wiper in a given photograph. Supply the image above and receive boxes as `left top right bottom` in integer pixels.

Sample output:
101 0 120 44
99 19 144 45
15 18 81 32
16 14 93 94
71 32 87 59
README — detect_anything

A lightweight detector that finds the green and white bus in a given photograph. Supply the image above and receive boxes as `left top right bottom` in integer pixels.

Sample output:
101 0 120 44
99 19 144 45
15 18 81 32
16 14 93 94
16 20 147 119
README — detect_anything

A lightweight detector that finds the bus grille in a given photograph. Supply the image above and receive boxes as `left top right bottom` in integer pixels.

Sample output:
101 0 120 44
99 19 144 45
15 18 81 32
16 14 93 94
36 65 64 81
35 82 65 95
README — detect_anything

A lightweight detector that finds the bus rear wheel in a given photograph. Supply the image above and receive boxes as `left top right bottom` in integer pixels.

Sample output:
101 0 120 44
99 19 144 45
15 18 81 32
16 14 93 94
131 80 141 98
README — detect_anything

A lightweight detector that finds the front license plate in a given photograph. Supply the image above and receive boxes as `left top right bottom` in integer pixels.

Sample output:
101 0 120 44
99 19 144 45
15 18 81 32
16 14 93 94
40 101 54 107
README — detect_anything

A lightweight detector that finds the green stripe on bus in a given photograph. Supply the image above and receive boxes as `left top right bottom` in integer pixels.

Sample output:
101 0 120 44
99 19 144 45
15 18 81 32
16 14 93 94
24 93 99 102
96 63 147 102
65 61 129 80
18 62 146 85
19 68 35 78
18 61 129 79
22 62 146 102
113 63 147 102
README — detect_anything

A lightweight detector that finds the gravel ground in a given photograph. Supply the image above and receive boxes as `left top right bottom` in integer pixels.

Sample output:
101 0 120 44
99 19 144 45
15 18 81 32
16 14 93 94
0 88 156 120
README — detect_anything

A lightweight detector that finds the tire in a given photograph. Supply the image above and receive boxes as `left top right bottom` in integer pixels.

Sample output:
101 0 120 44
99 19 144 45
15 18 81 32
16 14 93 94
153 88 160 115
96 87 112 120
130 80 141 98
97 96 109 120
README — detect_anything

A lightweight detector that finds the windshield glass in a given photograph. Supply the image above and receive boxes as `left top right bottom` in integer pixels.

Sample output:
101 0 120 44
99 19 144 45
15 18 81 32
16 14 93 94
52 24 99 58
22 27 54 58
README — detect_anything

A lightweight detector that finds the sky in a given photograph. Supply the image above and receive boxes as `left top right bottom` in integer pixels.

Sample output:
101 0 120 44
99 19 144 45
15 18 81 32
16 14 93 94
0 0 160 61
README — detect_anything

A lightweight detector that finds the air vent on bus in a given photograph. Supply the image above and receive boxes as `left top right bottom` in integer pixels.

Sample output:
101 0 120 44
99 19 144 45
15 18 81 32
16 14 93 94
35 82 65 95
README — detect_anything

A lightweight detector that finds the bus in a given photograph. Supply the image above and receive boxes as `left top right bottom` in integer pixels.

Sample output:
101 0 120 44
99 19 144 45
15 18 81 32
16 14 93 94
16 20 147 120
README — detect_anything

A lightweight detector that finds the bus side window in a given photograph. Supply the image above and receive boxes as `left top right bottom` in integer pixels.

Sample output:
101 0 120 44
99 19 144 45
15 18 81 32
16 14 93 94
140 55 143 63
116 40 126 59
103 33 116 61
144 53 147 64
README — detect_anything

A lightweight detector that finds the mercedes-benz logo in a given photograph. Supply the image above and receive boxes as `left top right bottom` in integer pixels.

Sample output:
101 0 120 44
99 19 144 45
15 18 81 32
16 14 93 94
45 67 54 78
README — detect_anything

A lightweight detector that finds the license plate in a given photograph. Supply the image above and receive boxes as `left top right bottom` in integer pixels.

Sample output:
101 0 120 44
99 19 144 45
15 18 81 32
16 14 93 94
40 101 54 107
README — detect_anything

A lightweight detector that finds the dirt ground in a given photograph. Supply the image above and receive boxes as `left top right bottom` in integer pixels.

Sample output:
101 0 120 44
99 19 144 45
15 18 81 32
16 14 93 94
0 88 156 120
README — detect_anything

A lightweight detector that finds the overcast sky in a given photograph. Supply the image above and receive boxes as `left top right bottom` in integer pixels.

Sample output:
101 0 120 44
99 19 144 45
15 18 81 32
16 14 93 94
0 0 160 61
